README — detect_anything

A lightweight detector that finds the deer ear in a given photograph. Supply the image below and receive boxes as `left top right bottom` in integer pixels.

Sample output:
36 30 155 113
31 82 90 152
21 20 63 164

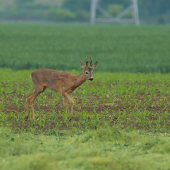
92 61 98 68
80 60 85 68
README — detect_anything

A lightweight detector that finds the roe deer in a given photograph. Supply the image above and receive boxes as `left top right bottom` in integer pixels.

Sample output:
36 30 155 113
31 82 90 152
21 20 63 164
25 58 98 120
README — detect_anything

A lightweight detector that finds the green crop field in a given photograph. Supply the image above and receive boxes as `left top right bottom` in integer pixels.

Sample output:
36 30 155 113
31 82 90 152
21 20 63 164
0 22 170 73
0 22 170 169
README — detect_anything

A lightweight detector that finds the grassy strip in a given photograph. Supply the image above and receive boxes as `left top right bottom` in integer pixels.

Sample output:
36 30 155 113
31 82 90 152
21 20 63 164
0 126 170 170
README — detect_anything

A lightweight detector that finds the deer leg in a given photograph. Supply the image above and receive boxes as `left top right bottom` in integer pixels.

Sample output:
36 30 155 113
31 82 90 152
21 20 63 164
63 93 74 116
63 96 68 114
25 86 45 120
27 92 34 100
25 91 34 120
31 102 36 120
31 86 45 120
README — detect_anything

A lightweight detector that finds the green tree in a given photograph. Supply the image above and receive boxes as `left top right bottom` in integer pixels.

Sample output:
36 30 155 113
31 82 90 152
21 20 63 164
107 4 123 17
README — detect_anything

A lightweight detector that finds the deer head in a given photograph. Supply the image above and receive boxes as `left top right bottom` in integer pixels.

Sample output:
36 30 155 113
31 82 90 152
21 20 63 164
80 58 98 81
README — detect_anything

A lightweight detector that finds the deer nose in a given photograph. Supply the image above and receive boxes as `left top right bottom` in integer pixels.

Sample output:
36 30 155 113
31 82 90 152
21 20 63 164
89 78 93 81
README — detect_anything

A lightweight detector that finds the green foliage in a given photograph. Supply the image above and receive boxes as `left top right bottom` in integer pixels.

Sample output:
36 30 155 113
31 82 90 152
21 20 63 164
107 4 123 17
138 0 170 24
46 9 76 21
62 0 90 12
76 10 90 21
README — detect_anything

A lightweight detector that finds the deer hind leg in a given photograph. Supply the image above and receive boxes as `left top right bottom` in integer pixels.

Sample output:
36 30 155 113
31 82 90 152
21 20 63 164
25 86 45 120
63 93 74 116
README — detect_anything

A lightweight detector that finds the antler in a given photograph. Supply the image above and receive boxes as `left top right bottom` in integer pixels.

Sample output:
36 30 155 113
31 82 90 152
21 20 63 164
90 57 93 67
86 57 89 66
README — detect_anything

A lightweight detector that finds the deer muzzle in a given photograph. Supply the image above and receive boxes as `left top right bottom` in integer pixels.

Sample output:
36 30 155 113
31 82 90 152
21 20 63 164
89 78 93 81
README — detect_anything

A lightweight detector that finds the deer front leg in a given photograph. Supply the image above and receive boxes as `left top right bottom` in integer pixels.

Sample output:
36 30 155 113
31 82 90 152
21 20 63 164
63 95 68 113
25 91 34 120
31 103 36 120
63 93 74 116
30 89 43 120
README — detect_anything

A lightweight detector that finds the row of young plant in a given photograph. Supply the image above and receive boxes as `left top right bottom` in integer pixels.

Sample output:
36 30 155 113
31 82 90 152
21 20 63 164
0 69 170 133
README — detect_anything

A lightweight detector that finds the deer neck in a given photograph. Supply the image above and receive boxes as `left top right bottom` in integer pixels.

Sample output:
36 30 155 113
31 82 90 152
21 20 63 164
75 72 87 88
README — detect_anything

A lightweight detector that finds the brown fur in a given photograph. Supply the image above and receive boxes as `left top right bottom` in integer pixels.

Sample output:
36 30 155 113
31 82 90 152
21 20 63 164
25 59 98 120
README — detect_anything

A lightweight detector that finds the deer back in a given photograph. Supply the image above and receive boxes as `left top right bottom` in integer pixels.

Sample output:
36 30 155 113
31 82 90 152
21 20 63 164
31 68 84 94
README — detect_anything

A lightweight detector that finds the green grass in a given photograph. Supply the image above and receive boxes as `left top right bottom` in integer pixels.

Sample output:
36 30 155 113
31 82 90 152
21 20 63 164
0 22 170 72
1 126 170 170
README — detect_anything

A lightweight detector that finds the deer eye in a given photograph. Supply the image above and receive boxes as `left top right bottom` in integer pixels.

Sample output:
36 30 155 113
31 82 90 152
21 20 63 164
85 72 88 74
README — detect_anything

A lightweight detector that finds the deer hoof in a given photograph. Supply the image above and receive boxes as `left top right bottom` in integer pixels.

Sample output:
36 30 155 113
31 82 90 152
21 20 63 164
24 116 29 121
68 116 73 121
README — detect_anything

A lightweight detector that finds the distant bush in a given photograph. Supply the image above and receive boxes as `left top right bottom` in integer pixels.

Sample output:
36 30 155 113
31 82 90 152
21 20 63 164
76 10 89 21
123 11 133 19
107 4 123 17
46 9 76 21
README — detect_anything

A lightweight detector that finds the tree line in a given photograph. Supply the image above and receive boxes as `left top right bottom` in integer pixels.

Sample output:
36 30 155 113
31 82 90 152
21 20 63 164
0 0 169 24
